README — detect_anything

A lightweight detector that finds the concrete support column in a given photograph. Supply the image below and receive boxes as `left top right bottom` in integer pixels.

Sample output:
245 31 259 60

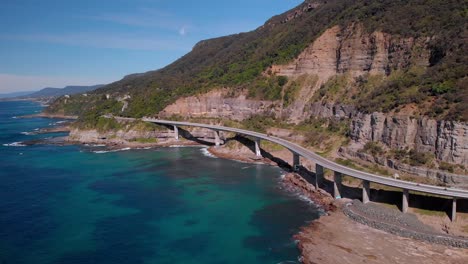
214 131 220 147
333 171 342 199
173 125 179 141
315 164 323 190
254 139 261 157
452 198 457 222
362 180 370 204
402 189 409 213
293 153 300 168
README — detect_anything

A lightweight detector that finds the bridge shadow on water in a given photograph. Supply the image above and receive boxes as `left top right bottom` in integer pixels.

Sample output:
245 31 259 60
174 131 468 220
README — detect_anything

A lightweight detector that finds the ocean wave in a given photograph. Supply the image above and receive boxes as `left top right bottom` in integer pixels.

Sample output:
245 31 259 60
55 121 67 124
93 147 131 154
12 116 18 119
200 147 217 158
20 132 35 135
3 142 26 147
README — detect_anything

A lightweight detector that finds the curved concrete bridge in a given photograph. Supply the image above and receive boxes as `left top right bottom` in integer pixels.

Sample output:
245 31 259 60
115 116 468 221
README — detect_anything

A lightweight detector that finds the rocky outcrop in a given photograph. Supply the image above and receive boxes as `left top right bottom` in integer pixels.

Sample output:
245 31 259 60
159 89 276 121
68 126 218 145
270 24 430 80
349 113 468 166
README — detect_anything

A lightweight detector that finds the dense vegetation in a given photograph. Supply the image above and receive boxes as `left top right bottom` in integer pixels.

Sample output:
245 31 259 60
48 0 467 122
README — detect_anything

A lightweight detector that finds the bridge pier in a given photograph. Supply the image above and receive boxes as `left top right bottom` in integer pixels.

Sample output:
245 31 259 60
452 198 457 222
334 171 342 199
293 153 300 171
402 189 409 213
362 180 370 204
315 164 323 189
173 125 179 141
214 130 221 146
255 139 261 157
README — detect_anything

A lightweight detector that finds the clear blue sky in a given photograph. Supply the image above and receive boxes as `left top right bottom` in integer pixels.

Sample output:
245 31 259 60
0 0 303 92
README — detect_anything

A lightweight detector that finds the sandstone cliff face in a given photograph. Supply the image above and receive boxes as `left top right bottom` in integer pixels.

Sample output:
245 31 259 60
349 113 468 166
159 89 276 120
270 24 430 80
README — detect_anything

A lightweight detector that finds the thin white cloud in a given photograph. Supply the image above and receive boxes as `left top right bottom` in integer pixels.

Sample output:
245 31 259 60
179 26 188 36
91 7 190 32
0 73 112 93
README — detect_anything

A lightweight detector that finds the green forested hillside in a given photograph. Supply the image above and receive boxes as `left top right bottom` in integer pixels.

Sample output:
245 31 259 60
46 0 468 121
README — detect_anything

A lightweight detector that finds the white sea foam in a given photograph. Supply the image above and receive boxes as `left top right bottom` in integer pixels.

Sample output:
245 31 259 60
93 147 131 154
3 142 26 147
12 116 18 119
20 132 35 135
55 121 67 124
84 144 106 147
200 147 217 158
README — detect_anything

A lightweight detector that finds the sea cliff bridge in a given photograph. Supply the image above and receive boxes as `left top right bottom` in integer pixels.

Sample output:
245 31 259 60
113 116 468 221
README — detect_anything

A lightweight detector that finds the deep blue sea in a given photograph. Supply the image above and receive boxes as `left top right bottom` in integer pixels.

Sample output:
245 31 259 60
0 101 320 264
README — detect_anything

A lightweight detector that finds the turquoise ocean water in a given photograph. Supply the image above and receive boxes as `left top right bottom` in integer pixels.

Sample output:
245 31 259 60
0 101 320 264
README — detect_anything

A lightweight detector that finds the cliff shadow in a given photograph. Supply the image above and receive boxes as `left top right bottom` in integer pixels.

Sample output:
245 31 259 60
336 179 468 219
363 187 468 219
277 163 468 220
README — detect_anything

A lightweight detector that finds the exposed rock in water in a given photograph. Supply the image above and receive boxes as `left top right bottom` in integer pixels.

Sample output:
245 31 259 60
282 173 336 212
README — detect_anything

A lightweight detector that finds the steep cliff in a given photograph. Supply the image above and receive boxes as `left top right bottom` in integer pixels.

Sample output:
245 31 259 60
159 89 277 121
349 113 468 166
270 24 430 80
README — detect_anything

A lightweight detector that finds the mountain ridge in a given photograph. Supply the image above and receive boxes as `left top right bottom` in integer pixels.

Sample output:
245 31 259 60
26 85 105 98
